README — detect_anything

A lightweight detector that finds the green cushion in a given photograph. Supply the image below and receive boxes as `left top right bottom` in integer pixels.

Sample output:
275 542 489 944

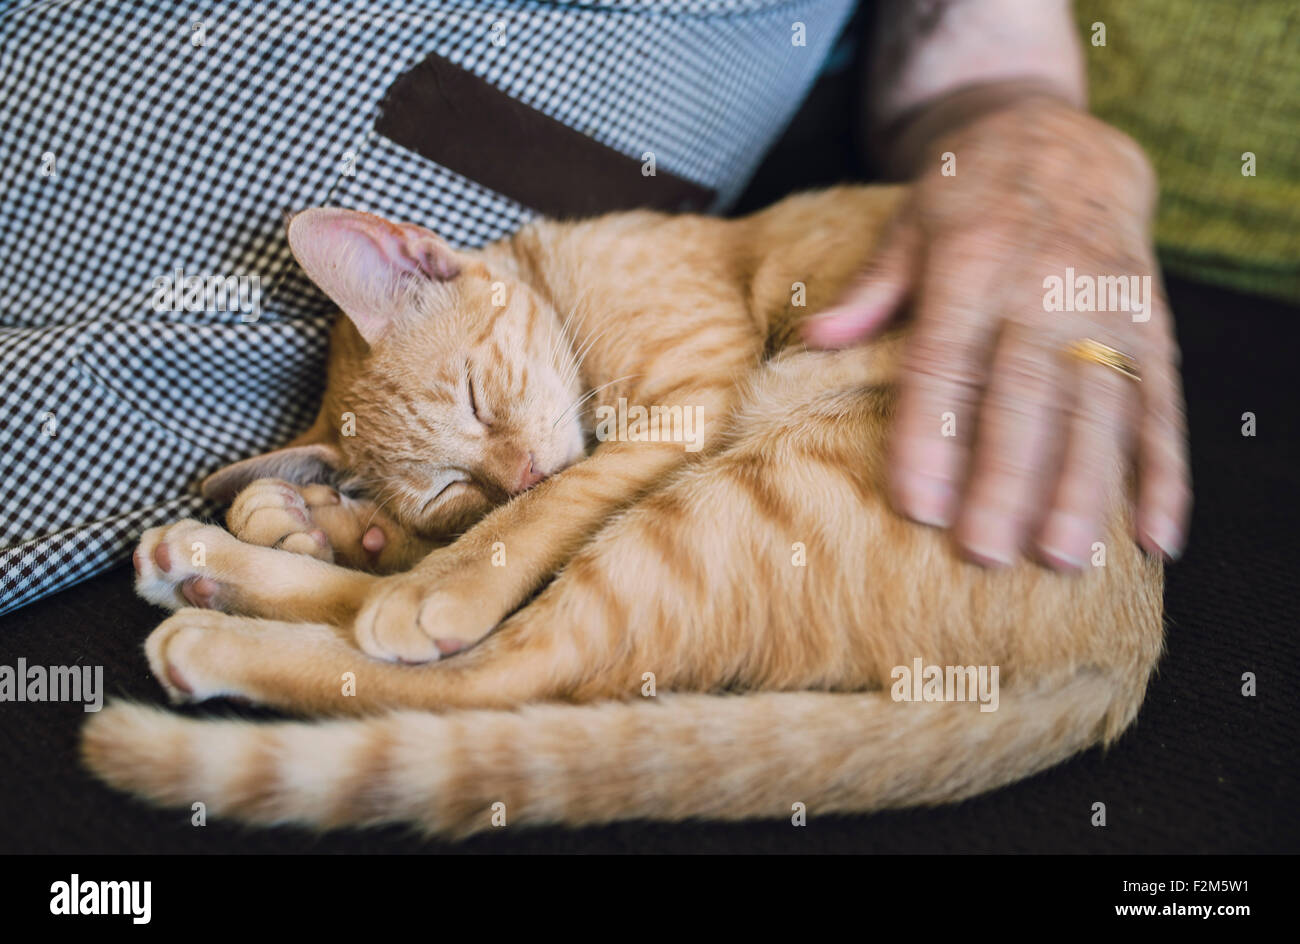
1076 2 1300 301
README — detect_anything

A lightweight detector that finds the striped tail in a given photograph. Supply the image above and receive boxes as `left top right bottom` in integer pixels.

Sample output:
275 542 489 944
82 670 1143 838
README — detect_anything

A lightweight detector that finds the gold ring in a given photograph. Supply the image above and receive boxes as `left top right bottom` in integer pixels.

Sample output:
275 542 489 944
1066 338 1141 383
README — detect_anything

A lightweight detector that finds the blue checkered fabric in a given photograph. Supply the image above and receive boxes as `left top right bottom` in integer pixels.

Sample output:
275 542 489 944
0 0 855 614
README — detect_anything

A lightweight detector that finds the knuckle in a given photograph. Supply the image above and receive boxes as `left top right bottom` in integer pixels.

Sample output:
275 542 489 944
975 447 1041 490
1093 249 1152 279
988 393 1043 430
1071 404 1124 448
1073 375 1131 433
1133 329 1177 368
903 333 983 391
990 456 1038 487
996 349 1055 396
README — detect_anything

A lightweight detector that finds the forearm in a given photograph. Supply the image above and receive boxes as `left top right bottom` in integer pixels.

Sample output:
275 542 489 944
864 0 1088 177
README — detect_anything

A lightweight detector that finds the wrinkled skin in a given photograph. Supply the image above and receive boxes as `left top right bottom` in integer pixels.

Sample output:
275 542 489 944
806 96 1191 571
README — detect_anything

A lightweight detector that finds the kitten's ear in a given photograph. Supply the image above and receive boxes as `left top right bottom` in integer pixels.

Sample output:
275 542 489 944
200 443 343 503
287 207 463 344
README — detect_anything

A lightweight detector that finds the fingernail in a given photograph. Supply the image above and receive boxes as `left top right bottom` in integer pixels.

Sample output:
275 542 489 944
1038 511 1092 571
959 507 1017 568
1142 514 1183 561
896 472 956 528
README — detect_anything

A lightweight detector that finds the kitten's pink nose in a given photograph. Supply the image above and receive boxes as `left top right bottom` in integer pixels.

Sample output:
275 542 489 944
516 453 546 492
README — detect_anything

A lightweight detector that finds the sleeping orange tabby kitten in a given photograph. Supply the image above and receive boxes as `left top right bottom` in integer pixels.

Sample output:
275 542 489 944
83 186 1164 837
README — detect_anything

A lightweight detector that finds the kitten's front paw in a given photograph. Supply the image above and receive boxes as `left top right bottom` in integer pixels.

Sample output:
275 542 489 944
352 573 497 663
133 519 256 611
227 478 336 562
144 609 244 703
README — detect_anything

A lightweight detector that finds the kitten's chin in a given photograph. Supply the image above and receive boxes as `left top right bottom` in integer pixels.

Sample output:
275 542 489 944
563 428 590 470
555 445 586 474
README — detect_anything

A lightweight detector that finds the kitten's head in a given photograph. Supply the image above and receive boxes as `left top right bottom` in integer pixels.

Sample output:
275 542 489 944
204 208 586 538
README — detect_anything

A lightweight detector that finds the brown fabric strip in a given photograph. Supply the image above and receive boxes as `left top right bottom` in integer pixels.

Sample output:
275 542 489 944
375 52 716 219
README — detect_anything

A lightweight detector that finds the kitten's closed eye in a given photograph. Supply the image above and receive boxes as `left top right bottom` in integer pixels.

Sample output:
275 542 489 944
423 468 471 509
466 362 490 427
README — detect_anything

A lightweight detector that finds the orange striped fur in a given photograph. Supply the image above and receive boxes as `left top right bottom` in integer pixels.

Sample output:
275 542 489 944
84 186 1164 836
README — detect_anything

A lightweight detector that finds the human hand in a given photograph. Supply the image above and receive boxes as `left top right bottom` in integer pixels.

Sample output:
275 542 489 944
805 96 1190 570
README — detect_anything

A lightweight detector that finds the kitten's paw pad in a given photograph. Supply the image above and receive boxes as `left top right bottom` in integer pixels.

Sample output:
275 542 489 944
353 579 493 664
144 610 246 703
133 520 238 611
179 576 221 609
227 478 335 562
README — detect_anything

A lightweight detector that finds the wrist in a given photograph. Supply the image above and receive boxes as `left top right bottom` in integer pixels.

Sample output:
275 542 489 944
869 77 1083 180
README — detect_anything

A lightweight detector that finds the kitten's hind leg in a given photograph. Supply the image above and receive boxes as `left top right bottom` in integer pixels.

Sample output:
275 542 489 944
134 519 377 625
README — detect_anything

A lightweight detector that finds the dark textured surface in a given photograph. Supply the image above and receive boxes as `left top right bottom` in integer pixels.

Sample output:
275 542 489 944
1 69 1297 855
